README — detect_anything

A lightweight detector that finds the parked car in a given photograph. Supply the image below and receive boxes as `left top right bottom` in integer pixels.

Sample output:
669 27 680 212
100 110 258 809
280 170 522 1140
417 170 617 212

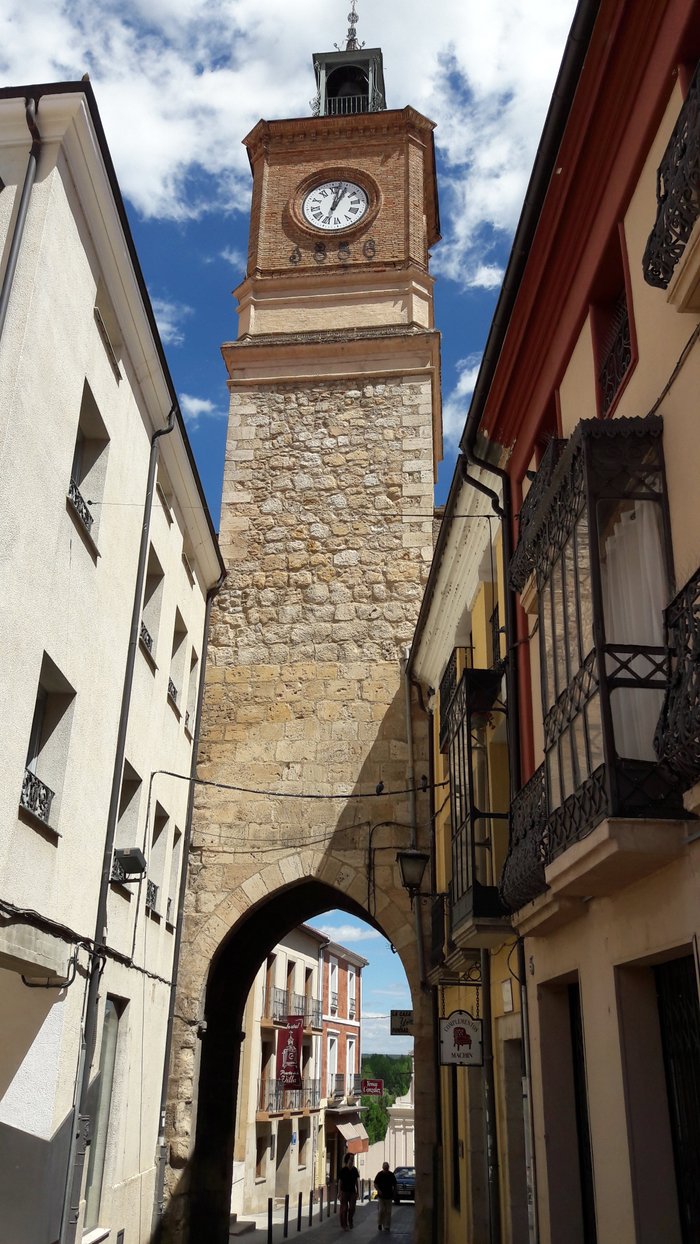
393 1166 415 1203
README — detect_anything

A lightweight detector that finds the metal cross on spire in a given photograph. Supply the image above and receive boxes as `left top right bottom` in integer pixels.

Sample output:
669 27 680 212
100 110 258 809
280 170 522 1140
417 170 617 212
335 3 365 52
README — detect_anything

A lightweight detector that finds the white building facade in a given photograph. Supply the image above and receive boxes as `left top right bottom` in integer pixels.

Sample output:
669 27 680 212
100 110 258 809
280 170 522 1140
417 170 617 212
0 83 223 1244
231 925 328 1216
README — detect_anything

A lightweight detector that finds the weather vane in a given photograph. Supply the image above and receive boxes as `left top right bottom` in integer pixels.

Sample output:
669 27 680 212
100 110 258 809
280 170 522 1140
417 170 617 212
335 3 365 52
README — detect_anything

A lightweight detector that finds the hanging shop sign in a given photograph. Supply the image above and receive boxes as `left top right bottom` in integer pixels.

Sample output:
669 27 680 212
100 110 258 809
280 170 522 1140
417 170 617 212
360 1078 384 1096
390 1009 414 1035
276 1016 304 1088
439 1010 483 1066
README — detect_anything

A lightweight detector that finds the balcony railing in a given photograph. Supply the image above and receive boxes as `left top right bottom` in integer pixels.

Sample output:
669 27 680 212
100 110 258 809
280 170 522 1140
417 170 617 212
68 478 94 534
263 986 288 1022
330 991 338 1012
258 1078 320 1113
510 438 567 593
288 991 306 1017
655 565 700 789
598 292 632 416
140 621 154 654
328 1073 345 1099
20 768 55 824
305 998 322 1028
146 879 158 911
439 648 459 751
327 94 369 115
643 61 700 289
166 896 173 923
500 764 547 911
167 678 178 705
348 999 356 1019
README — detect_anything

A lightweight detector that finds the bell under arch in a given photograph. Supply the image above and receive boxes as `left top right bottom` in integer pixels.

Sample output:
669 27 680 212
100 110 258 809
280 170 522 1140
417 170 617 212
158 865 432 1244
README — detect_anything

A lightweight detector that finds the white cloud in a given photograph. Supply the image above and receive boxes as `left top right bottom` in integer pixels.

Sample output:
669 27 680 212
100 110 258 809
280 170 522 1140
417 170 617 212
220 245 246 271
0 0 578 279
151 296 192 346
315 923 381 945
442 354 482 450
180 392 225 427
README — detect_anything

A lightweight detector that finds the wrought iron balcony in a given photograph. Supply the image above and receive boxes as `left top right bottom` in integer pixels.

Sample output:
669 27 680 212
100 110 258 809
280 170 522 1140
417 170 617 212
288 991 306 1017
506 416 686 898
598 293 632 416
330 990 338 1012
305 998 322 1028
268 986 288 1022
655 565 700 789
445 667 509 943
20 768 55 824
500 764 547 911
348 999 356 1019
166 896 173 923
111 854 127 884
146 879 158 911
304 1078 321 1110
167 678 178 705
329 1073 345 1099
67 478 94 534
643 61 700 289
510 438 568 593
438 648 459 751
184 710 191 732
140 621 154 654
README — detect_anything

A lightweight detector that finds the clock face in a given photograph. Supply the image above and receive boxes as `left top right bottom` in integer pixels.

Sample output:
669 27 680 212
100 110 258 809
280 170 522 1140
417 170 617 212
302 180 369 232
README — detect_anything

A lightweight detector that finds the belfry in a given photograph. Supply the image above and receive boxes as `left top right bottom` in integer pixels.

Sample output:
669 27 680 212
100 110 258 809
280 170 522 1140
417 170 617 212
162 7 443 1239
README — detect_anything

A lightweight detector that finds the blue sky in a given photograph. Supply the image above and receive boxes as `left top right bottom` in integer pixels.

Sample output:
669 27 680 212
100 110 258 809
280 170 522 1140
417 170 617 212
2 0 579 1051
1 0 577 525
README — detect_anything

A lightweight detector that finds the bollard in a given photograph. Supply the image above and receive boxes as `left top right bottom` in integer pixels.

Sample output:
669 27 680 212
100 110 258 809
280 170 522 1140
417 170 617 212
326 1184 331 1218
283 1193 289 1238
319 1187 324 1223
267 1198 273 1244
308 1190 313 1228
333 1181 338 1214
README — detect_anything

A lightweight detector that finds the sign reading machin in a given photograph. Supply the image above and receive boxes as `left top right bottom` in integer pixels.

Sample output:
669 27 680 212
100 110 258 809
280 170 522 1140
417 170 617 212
439 1010 483 1067
276 1016 304 1088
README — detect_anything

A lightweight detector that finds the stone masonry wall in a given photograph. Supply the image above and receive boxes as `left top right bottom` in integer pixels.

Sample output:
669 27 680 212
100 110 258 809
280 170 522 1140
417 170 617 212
166 366 437 1240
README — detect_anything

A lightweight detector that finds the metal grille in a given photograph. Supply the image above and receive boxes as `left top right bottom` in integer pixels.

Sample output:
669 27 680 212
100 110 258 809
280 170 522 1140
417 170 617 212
598 292 632 416
655 956 700 1243
146 880 158 911
68 478 94 533
140 621 154 654
20 768 55 824
500 764 547 911
327 95 369 115
655 564 700 789
167 678 178 705
643 60 700 289
439 649 459 751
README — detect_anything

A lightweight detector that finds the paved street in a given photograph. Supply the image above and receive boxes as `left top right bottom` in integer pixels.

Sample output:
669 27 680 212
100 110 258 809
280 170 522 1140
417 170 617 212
233 1199 415 1244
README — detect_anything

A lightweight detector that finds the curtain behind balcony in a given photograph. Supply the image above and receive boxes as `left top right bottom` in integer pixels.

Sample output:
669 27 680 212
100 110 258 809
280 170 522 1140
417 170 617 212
600 500 667 760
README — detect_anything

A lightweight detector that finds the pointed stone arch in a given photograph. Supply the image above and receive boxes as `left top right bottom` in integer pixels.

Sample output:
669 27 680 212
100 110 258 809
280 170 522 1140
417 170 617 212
159 865 433 1244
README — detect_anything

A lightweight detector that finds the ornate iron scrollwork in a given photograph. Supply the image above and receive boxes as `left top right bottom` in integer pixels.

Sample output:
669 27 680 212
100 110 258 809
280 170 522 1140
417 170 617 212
140 621 154 654
643 61 700 289
146 879 158 911
68 478 94 534
500 765 547 911
168 678 178 705
655 564 700 788
510 438 567 592
20 768 55 824
598 293 632 416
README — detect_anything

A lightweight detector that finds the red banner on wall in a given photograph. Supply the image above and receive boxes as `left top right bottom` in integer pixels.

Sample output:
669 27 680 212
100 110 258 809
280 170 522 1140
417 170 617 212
276 1016 304 1088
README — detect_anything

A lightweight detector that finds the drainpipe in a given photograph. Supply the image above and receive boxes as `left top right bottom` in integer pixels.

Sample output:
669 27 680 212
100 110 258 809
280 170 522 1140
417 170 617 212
401 653 426 991
0 97 41 343
62 406 176 1243
152 565 226 1231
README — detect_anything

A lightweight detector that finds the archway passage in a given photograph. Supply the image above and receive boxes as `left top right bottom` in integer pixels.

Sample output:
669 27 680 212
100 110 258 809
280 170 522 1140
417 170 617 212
158 878 433 1244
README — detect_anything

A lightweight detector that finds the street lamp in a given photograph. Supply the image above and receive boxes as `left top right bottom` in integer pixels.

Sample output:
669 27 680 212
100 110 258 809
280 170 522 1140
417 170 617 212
396 849 430 902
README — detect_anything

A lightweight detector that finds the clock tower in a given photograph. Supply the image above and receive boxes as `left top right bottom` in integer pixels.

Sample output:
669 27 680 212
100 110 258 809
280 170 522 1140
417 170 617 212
166 12 442 1243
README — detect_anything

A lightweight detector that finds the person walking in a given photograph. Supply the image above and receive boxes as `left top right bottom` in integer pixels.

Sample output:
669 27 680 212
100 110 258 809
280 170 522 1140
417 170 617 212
338 1152 360 1230
373 1161 397 1232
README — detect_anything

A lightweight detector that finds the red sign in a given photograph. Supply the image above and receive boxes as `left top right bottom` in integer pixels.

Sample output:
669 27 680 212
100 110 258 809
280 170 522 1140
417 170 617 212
361 1078 384 1096
276 1017 304 1088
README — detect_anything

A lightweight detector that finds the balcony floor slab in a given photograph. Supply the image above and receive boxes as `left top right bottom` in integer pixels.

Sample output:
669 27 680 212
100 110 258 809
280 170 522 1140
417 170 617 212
545 817 690 899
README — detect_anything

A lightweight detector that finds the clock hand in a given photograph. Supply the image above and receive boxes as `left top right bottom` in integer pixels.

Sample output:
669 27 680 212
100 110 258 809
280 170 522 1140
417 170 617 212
329 181 345 214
